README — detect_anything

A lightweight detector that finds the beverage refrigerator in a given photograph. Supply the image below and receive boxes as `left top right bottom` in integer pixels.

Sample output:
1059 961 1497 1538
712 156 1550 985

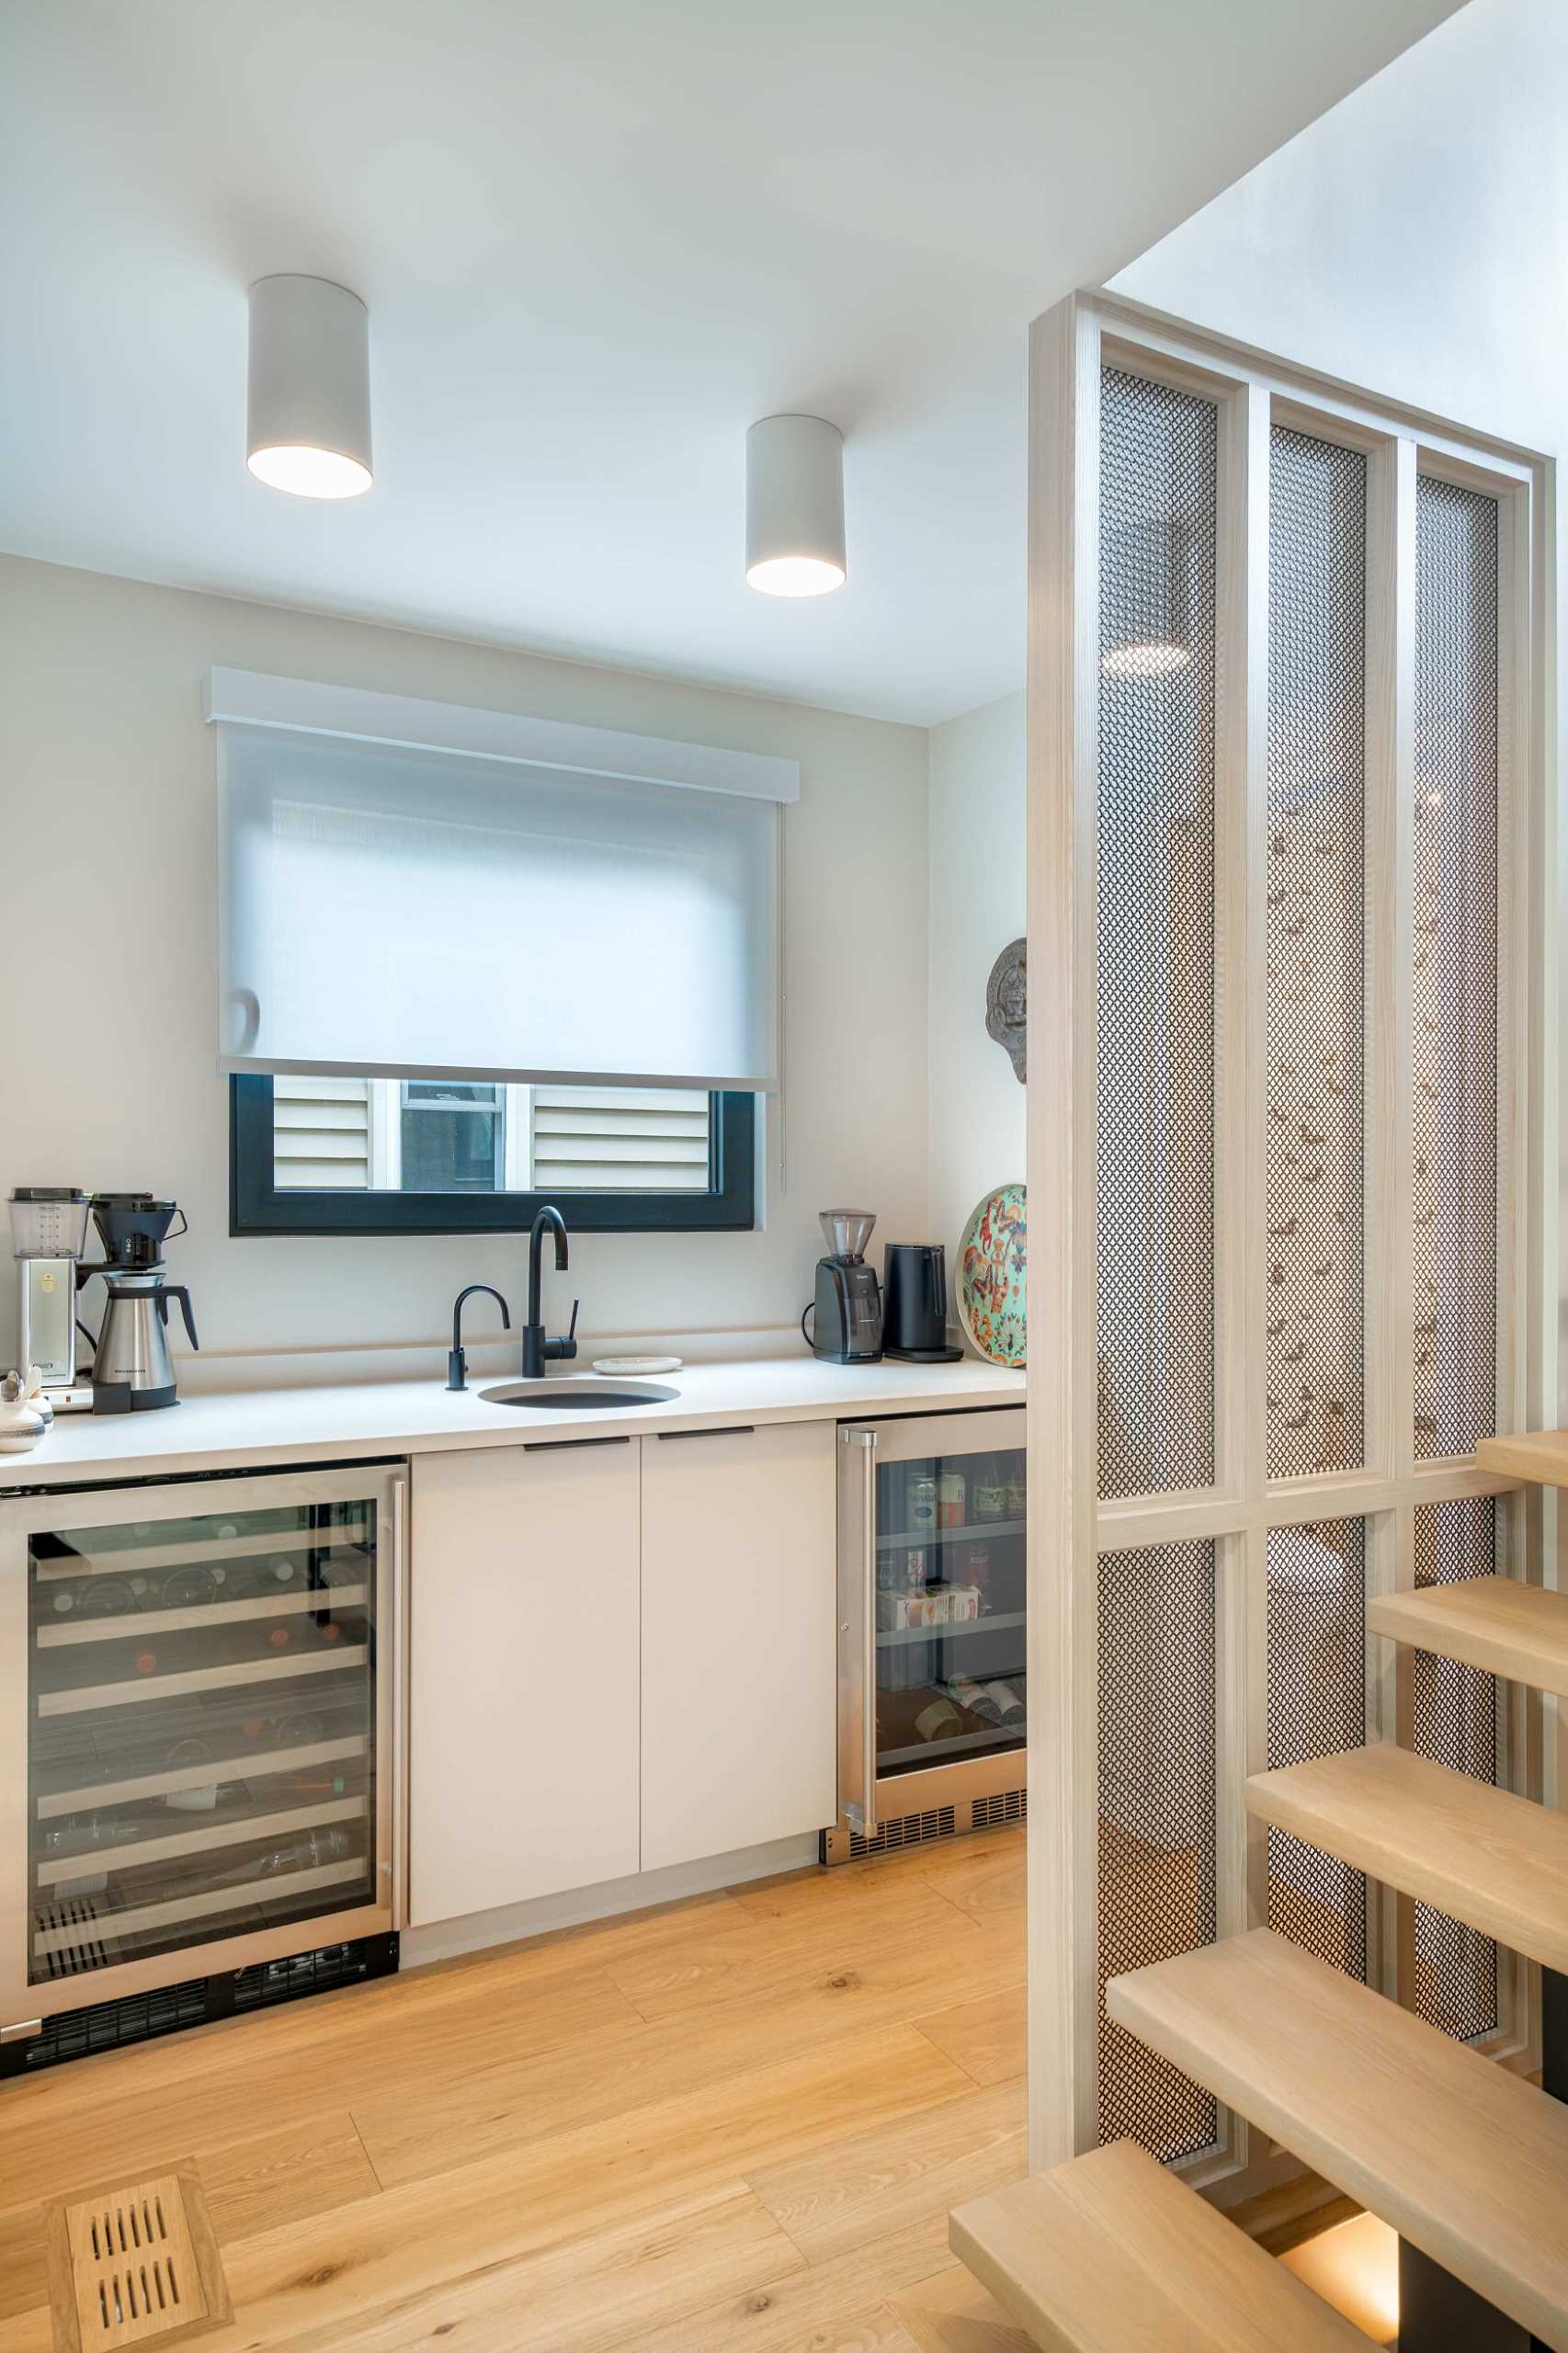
830 1406 1026 1863
0 1464 404 2071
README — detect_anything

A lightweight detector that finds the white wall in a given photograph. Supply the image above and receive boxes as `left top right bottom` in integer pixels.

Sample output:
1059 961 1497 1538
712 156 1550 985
0 554 929 1381
926 692 1027 1281
1111 0 1568 466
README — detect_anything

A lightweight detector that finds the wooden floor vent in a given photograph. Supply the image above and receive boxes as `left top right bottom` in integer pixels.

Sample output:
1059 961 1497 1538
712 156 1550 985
44 2165 230 2352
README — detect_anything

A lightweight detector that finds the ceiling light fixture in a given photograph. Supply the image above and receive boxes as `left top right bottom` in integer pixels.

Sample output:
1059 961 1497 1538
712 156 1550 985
1101 639 1190 679
745 414 845 597
246 275 372 499
1101 518 1190 676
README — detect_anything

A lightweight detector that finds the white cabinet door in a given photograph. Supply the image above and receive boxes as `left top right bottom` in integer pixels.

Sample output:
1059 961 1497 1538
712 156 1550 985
640 1420 837 1871
410 1440 640 1926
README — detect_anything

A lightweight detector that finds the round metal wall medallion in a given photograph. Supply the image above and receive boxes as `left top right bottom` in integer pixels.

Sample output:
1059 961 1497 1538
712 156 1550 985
985 937 1027 1082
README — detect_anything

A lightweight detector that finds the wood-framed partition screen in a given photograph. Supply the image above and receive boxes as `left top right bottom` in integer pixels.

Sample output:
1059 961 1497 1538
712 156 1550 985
1025 290 1555 2203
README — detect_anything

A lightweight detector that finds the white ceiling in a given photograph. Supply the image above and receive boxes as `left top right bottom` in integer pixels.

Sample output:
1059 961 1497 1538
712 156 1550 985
1 1 1461 725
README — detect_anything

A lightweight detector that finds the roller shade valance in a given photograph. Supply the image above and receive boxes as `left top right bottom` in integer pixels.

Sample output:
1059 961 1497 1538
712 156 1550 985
210 675 786 1092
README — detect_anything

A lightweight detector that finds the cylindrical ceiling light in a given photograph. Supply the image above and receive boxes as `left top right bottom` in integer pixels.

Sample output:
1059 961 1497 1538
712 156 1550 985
246 275 372 499
745 414 845 597
1101 518 1191 677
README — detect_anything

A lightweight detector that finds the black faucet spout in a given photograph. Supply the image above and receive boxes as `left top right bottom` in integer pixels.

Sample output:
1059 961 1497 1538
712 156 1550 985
523 1207 578 1381
448 1283 511 1392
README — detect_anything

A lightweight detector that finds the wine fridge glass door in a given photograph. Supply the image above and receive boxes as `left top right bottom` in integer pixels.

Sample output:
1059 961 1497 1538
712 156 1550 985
873 1442 1027 1779
0 1465 401 2020
835 1404 1027 1854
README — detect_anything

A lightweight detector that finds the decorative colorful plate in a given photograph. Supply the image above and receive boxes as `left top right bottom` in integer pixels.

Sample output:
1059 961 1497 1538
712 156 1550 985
957 1183 1027 1367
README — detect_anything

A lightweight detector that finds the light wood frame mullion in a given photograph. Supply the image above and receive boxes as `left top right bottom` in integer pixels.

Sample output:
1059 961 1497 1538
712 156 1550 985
1026 291 1105 2171
1365 436 1416 2003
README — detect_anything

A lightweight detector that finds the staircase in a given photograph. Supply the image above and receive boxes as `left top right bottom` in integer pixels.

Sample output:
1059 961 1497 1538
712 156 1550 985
951 1553 1568 2351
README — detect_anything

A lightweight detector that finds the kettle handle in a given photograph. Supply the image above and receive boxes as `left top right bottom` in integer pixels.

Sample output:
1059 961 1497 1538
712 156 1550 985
157 1285 199 1352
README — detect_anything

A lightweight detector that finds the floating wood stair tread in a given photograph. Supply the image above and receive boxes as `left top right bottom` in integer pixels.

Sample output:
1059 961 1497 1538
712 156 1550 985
1106 1927 1568 2351
949 2137 1370 2352
1477 1427 1568 1487
1367 1574 1568 1699
1245 1743 1568 1975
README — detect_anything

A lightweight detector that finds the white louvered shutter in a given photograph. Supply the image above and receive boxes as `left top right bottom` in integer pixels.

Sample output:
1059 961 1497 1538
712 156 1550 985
528 1087 710 1192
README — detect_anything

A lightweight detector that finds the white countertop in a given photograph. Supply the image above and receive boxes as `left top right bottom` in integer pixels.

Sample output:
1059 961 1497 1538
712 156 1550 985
1 1355 1026 1490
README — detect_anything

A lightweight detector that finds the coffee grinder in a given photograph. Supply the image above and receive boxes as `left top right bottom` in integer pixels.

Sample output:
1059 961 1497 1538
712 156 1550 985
803 1210 883 1365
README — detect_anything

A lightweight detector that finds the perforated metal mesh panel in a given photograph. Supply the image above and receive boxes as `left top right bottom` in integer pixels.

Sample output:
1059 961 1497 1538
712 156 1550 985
1267 430 1367 1479
1097 1540 1218 2160
1265 1522 1367 1978
1414 476 1499 1461
1412 1498 1500 2038
1097 368 1218 1500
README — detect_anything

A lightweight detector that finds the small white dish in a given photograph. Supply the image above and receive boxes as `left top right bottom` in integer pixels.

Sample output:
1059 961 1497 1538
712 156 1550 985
592 1355 684 1376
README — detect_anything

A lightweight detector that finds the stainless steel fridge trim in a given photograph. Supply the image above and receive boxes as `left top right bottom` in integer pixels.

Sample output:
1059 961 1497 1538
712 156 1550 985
0 1517 28 2022
834 1405 1027 1864
0 1462 393 1536
858 1436 878 1835
851 1405 1026 1467
389 1471 408 1930
0 1462 403 2025
866 1745 1026 1821
836 1426 878 1838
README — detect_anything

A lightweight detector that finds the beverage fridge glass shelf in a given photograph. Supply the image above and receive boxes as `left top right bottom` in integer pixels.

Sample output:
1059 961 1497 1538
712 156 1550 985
877 1609 1027 1650
878 1518 1024 1551
879 1721 1026 1769
17 1479 392 1995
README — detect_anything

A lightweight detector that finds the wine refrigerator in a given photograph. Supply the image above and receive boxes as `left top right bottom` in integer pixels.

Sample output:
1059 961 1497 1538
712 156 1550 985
829 1405 1026 1863
0 1464 404 2067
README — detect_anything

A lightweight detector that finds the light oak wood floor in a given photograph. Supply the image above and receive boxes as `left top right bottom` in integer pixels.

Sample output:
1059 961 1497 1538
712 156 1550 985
0 1826 1032 2352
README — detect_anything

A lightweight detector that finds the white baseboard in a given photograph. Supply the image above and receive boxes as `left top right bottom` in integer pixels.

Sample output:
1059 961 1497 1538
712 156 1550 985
398 1831 822 1970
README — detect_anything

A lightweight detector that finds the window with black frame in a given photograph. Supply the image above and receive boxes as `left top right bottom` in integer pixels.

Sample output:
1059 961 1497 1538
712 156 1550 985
230 1075 756 1235
210 674 785 1242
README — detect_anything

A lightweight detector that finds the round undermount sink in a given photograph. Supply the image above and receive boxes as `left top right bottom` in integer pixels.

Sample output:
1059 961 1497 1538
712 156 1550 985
478 1379 680 1410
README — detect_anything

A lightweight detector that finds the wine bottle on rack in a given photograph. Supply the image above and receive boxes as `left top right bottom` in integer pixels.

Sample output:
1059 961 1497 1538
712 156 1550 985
913 1694 964 1744
983 1679 1026 1727
228 1557 303 1601
946 1675 1003 1725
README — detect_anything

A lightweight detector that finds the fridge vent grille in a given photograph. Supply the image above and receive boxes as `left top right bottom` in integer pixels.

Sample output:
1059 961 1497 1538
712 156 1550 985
972 1790 1028 1831
3 1935 398 2079
848 1805 956 1859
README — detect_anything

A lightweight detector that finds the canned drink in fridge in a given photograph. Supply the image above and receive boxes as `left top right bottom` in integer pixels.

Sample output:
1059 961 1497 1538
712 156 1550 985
909 1474 937 1532
903 1548 929 1591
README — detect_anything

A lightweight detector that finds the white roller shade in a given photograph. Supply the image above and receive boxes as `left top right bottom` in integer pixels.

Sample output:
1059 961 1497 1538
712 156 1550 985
214 694 784 1093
